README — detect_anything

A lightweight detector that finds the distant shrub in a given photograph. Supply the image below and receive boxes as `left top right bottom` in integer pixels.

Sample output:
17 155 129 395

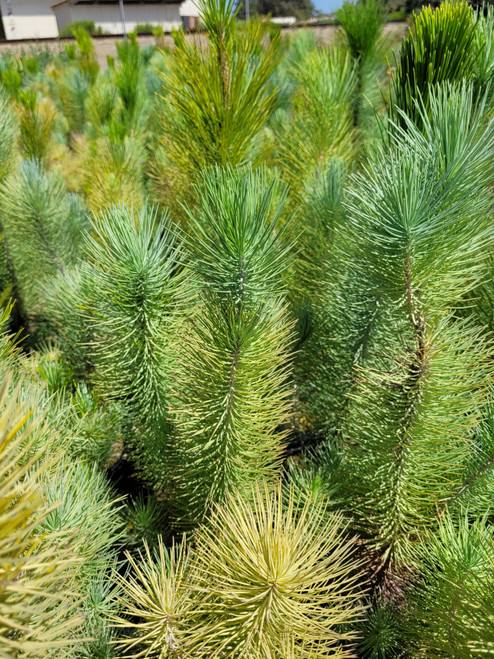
59 20 104 37
134 23 157 34
387 9 406 20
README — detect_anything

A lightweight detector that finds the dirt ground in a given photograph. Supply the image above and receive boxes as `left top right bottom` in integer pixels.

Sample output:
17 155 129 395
0 22 408 68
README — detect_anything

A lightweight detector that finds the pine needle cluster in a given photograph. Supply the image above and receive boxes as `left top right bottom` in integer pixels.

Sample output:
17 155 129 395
113 484 364 658
170 167 295 525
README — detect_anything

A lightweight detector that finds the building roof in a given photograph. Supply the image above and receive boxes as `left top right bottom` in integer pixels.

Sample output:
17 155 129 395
52 0 179 7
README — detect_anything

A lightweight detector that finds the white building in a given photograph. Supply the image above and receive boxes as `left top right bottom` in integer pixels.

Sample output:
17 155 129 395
52 0 183 36
0 0 59 40
179 0 200 30
0 0 195 41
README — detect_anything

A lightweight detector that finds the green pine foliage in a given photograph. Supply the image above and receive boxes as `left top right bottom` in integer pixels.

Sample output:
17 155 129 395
392 1 480 127
1 1 494 655
336 0 386 64
337 83 494 568
83 202 183 486
0 88 18 181
0 159 87 327
474 4 494 96
405 513 494 656
84 202 181 423
112 33 150 137
342 316 493 563
157 0 281 197
169 168 295 526
276 46 357 195
171 296 294 526
336 0 387 131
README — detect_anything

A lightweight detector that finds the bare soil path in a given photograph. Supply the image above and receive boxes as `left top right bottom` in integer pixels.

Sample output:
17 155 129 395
0 22 408 68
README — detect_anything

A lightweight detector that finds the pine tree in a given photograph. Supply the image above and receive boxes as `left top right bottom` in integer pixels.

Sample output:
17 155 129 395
0 377 81 657
170 167 295 526
83 202 183 488
392 1 480 129
188 483 364 657
0 159 87 331
157 0 281 203
337 83 494 571
336 0 386 133
405 513 494 657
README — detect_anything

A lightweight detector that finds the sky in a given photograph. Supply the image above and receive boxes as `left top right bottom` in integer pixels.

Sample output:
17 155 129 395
313 0 345 14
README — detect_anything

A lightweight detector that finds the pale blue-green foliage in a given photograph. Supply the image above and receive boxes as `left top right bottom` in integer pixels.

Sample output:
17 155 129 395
332 83 494 564
42 266 92 376
346 83 494 315
84 202 183 424
41 461 124 581
395 82 494 180
406 513 494 657
0 159 87 319
39 461 124 659
72 574 120 659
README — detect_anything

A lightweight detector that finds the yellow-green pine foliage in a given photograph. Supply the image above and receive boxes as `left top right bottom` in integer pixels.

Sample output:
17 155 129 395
188 483 364 657
170 167 295 526
112 484 364 658
158 0 281 193
17 91 58 164
276 46 357 201
75 135 147 214
111 537 193 658
273 47 357 302
0 379 80 657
